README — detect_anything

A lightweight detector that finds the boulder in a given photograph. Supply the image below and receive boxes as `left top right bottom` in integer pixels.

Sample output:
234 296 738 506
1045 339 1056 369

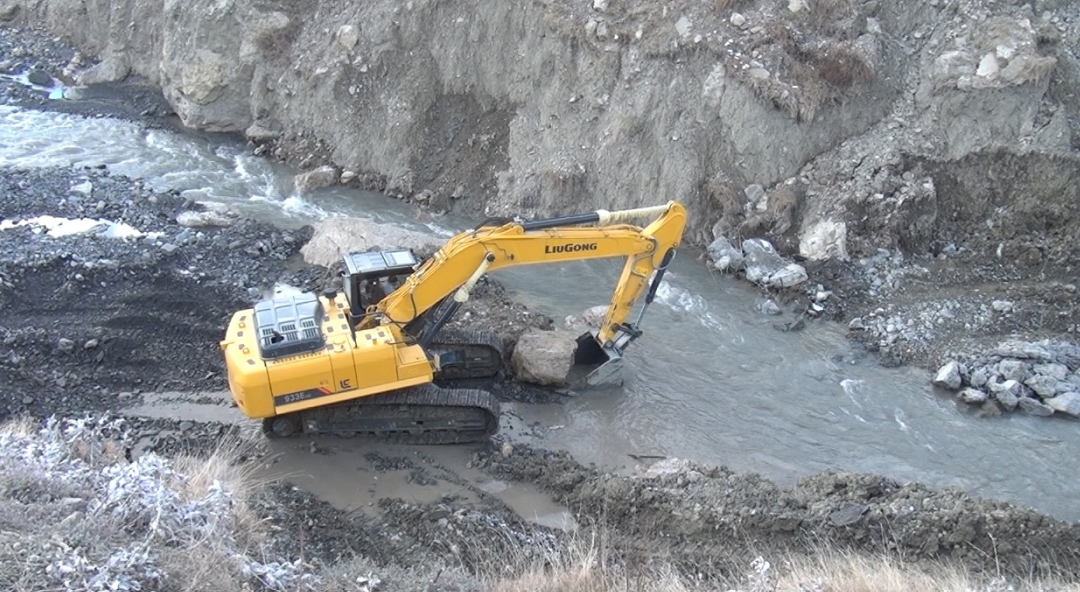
1033 362 1069 381
968 366 989 388
996 359 1029 381
26 68 52 86
564 305 609 330
958 387 988 404
1046 392 1080 417
799 219 849 261
76 57 131 85
511 328 577 387
1024 374 1067 398
706 236 743 272
933 361 963 391
764 263 808 289
994 340 1052 361
988 379 1023 410
742 238 808 288
294 165 340 194
176 210 234 228
1017 396 1054 417
300 217 439 267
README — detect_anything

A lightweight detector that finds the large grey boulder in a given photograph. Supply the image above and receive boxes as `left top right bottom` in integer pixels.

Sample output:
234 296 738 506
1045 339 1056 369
958 387 988 404
294 165 340 194
988 379 1023 410
76 56 130 85
1024 374 1068 398
1018 396 1054 417
511 328 577 387
300 217 439 267
1046 392 1080 417
706 236 743 272
742 238 808 288
933 361 963 391
996 359 1029 382
564 305 609 330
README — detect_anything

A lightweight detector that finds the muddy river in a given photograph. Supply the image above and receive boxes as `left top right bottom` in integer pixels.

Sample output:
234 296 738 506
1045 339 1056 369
4 104 1080 522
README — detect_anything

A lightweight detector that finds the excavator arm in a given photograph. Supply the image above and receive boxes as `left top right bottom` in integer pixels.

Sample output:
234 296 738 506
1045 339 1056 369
367 201 687 384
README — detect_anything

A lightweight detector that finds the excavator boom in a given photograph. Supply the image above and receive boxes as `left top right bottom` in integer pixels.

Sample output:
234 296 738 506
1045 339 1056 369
220 201 687 441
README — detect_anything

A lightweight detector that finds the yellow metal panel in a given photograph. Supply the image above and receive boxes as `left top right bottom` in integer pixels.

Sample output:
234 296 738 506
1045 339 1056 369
396 343 433 381
221 310 275 418
351 327 403 388
324 297 360 393
265 350 334 397
275 374 432 415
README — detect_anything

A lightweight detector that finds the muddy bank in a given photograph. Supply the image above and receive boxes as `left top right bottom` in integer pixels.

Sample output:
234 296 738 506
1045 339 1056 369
478 441 1080 580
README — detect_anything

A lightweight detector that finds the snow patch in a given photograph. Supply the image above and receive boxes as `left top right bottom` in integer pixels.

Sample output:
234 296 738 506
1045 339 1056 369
0 215 155 239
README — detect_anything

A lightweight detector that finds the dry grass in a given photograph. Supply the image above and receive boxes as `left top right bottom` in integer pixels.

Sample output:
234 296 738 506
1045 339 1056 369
483 529 1080 592
1013 56 1057 85
171 432 269 537
0 417 296 592
776 548 1080 592
484 530 700 592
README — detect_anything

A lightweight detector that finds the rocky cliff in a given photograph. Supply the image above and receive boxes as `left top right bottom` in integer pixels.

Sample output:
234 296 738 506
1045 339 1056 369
3 0 1077 258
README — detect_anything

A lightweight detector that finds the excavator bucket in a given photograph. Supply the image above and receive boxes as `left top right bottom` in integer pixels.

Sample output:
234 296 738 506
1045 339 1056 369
569 331 626 388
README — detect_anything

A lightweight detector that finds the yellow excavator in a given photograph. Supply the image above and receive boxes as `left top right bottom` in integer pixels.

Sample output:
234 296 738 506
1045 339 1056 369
220 200 687 442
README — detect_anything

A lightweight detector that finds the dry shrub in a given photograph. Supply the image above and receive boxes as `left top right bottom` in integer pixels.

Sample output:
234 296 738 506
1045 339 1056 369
714 0 750 14
707 176 742 215
808 41 876 88
171 433 268 538
1013 56 1057 84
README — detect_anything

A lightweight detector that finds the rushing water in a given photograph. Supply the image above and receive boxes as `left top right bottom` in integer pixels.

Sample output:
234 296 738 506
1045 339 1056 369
3 104 1080 521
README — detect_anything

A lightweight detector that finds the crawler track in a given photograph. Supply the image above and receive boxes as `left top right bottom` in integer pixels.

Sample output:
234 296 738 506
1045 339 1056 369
429 328 504 380
262 384 500 444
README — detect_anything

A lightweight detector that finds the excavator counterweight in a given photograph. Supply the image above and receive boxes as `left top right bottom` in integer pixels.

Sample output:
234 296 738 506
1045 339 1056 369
220 201 687 442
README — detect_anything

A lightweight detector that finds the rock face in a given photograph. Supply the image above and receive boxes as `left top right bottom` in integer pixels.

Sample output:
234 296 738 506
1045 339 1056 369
511 328 577 387
7 0 1077 258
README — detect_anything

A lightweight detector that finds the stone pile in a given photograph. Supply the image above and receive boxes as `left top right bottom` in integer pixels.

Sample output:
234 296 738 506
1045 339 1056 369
933 339 1080 417
707 236 808 289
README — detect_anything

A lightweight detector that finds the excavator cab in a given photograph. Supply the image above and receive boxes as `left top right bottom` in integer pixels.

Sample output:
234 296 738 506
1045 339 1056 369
341 249 418 324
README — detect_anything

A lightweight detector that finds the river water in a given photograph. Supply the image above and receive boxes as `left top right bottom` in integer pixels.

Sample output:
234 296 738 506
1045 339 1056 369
3 104 1079 521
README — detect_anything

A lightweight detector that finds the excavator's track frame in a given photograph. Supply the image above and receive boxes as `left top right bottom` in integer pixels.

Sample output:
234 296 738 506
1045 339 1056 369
262 384 499 444
429 328 504 380
261 329 504 444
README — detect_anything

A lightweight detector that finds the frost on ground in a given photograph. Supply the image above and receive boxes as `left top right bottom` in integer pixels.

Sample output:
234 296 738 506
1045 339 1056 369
0 416 316 592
